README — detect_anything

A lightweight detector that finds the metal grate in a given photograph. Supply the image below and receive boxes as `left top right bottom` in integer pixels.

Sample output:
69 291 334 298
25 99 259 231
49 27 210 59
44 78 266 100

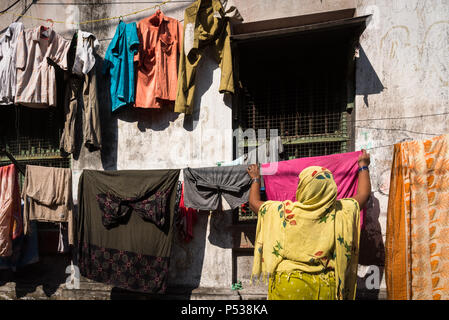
233 31 354 222
0 99 70 185
239 64 350 161
0 105 70 234
283 141 347 160
0 157 71 187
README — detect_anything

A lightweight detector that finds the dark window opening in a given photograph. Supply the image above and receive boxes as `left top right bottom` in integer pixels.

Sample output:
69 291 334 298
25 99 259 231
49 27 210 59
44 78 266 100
0 67 70 255
231 12 370 223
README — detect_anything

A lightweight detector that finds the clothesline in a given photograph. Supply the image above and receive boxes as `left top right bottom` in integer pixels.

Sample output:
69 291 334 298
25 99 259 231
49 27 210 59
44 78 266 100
0 0 172 25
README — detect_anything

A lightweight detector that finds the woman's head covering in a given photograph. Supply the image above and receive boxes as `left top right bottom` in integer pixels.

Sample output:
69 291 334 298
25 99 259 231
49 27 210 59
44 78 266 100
295 166 337 208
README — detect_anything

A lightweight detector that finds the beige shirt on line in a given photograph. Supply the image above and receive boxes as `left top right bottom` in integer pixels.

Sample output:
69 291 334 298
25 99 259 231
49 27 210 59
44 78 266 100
15 26 70 108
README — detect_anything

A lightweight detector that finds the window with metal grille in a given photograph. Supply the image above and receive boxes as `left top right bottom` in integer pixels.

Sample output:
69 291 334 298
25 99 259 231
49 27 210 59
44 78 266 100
0 105 70 177
0 61 68 163
231 15 366 222
0 66 70 253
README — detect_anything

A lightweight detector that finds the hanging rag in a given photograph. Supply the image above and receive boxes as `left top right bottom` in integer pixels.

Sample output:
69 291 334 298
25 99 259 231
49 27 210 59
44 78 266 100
183 165 251 211
96 188 172 229
102 21 140 112
0 164 22 257
15 26 71 108
60 30 102 154
134 10 183 109
57 222 70 254
72 30 100 76
77 169 180 294
174 0 234 114
0 22 24 105
0 219 39 271
22 165 74 245
386 133 449 300
261 151 365 229
175 182 198 242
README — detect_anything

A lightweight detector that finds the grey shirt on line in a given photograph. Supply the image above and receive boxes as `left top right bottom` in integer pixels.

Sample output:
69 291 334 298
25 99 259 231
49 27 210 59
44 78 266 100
183 165 252 211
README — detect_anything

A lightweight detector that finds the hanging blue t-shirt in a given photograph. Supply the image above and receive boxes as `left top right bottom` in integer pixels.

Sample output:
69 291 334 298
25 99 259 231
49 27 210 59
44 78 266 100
102 21 139 112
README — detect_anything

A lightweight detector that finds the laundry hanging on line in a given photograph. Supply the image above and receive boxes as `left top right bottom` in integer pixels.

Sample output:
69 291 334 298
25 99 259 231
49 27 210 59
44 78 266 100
174 0 235 114
15 26 71 108
183 164 252 211
386 133 449 300
0 219 39 271
21 165 74 245
60 29 102 155
0 164 22 257
77 168 180 294
134 9 183 109
60 30 102 154
0 0 240 119
175 181 198 243
102 20 139 112
0 22 24 106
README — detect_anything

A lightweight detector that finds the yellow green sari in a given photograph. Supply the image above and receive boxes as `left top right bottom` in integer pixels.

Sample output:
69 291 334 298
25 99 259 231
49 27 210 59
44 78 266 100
251 166 361 300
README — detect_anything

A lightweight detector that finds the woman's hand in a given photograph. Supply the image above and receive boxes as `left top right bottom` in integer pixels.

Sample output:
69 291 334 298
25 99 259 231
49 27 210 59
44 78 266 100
247 164 261 179
247 164 264 213
358 149 371 167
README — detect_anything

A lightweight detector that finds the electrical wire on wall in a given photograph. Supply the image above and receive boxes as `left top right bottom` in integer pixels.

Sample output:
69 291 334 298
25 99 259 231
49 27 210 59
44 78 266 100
0 0 21 14
353 111 449 150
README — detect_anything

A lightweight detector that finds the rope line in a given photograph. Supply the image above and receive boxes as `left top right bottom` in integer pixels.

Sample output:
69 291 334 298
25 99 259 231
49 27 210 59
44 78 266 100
0 0 172 25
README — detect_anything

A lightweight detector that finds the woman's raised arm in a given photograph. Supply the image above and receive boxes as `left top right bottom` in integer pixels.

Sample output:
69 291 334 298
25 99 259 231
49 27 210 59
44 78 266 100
352 149 372 210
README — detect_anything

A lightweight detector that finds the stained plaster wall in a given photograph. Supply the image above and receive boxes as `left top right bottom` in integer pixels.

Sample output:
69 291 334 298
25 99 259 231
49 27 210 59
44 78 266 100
354 0 449 296
0 0 448 299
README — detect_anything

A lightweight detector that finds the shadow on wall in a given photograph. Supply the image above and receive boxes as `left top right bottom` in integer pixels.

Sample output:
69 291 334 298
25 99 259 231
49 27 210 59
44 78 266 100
0 254 72 299
113 47 232 136
110 210 233 300
356 45 385 108
182 47 218 132
356 193 385 300
109 212 208 300
193 46 233 128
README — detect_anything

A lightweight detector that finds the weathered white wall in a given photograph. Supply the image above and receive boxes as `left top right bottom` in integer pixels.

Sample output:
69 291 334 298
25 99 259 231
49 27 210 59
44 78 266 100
354 0 449 294
1 0 235 291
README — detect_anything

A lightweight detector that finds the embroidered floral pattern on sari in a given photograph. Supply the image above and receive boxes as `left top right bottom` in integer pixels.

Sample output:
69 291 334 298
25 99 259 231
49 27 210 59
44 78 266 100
78 242 169 293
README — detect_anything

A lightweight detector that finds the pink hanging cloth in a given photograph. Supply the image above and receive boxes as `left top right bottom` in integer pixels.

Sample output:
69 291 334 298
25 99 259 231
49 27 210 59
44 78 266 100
261 151 365 229
178 183 198 243
0 164 22 257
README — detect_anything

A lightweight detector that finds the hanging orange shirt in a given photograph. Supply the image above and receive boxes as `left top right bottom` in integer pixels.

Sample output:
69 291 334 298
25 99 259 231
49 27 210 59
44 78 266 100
134 10 183 109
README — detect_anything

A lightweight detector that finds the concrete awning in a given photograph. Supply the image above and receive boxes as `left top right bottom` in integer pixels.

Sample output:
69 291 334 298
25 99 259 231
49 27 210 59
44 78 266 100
231 8 372 43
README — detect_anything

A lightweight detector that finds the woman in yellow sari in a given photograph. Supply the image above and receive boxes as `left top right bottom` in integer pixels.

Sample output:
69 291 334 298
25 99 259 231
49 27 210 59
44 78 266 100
247 150 371 300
